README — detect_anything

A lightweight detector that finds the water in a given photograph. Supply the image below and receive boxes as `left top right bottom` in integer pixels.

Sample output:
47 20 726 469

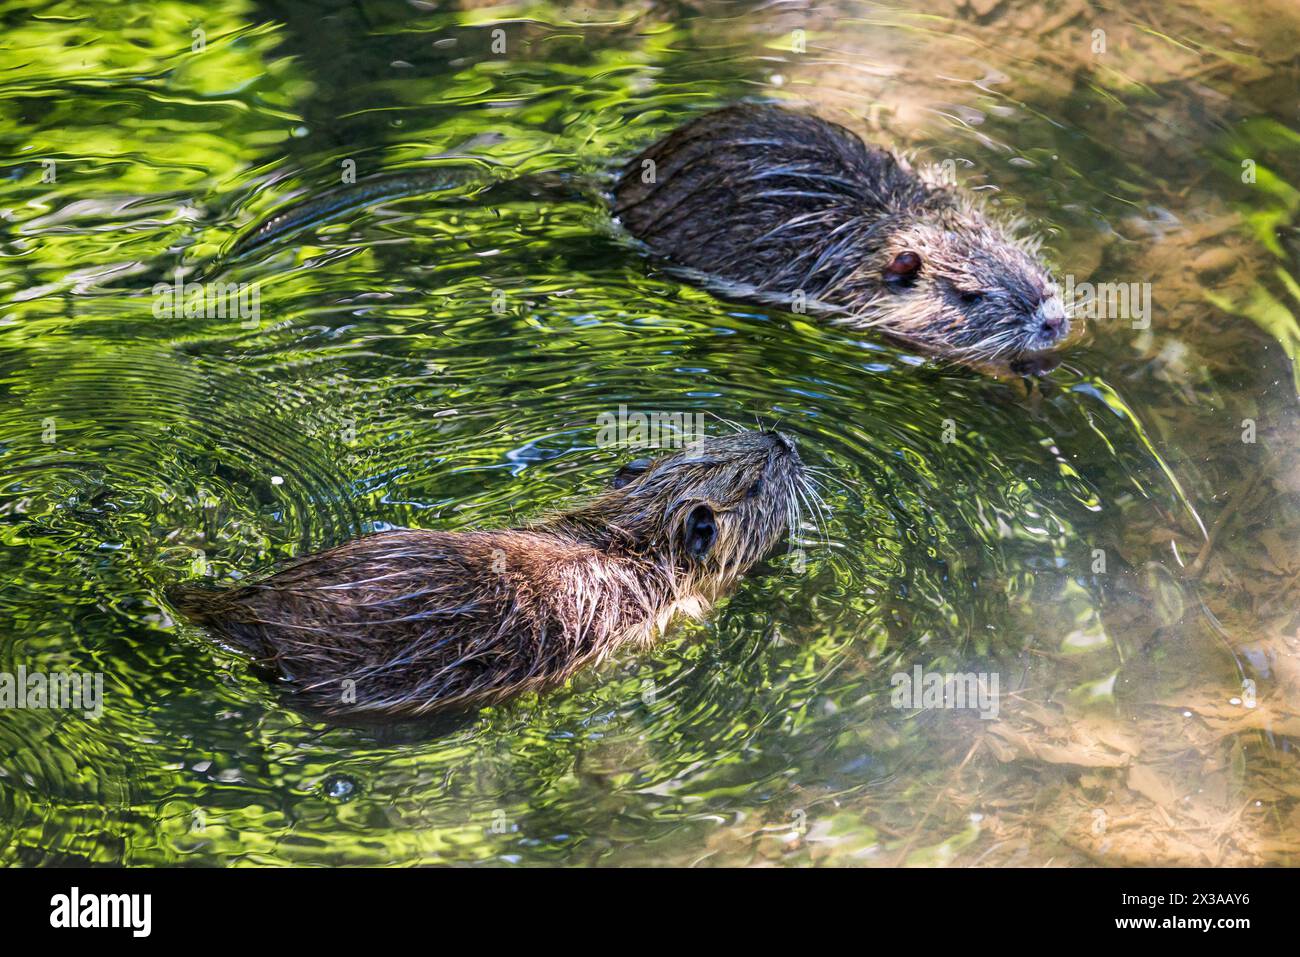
2 0 1299 866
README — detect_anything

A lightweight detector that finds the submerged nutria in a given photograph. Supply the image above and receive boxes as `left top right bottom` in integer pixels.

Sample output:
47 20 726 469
168 430 807 717
613 104 1070 361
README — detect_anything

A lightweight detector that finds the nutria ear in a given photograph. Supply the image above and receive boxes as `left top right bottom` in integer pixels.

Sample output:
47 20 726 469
684 504 717 560
884 250 922 287
612 457 654 489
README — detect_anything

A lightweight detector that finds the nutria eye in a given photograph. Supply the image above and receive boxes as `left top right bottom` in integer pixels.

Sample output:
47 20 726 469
746 478 763 500
958 289 985 304
684 504 717 560
612 457 653 489
884 250 922 287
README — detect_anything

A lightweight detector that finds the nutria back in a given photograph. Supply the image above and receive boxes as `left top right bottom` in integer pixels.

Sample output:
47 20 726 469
170 529 627 712
616 105 925 288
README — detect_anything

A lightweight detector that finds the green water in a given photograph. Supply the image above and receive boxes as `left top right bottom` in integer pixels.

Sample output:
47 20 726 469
2 0 1299 866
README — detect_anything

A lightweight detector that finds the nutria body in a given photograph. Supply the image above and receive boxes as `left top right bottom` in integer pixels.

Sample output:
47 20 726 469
614 104 1069 360
168 430 806 717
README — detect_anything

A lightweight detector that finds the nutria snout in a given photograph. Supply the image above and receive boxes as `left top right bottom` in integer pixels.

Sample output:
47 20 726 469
168 430 808 717
614 104 1069 361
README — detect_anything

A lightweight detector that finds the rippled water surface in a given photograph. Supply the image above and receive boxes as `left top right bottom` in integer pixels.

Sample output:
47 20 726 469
3 0 1300 865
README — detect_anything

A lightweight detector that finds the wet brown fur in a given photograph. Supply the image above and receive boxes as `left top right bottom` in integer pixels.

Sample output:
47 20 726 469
168 430 807 717
614 104 1069 359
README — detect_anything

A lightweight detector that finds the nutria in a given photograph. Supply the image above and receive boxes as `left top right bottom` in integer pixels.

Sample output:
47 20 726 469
168 430 808 717
216 105 1066 363
613 104 1070 361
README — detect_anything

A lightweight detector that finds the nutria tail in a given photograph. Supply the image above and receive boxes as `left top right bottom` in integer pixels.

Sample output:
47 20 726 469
164 582 211 620
165 582 275 659
218 166 583 268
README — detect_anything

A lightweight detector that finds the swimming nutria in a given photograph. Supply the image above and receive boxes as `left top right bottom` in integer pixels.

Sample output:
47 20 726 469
216 105 1066 363
613 104 1070 361
168 430 807 717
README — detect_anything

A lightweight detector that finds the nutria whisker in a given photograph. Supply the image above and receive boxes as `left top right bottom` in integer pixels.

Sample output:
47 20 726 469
704 410 748 436
799 473 833 539
793 483 816 547
795 476 831 549
803 464 853 495
787 487 801 553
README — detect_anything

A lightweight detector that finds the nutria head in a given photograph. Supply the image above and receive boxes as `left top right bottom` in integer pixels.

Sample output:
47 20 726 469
868 192 1069 359
614 104 1071 362
549 429 807 601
